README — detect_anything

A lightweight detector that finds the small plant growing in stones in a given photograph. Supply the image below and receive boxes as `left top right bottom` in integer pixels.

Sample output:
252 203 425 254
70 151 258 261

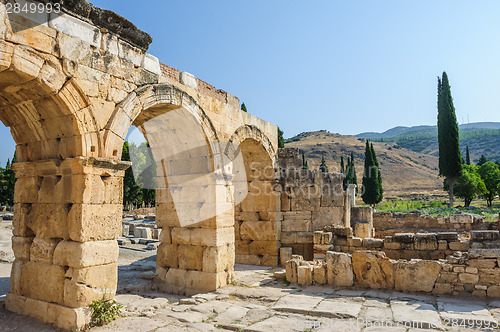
89 297 123 327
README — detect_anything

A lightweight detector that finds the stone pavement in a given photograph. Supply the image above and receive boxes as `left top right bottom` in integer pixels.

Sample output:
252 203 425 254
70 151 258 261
95 261 500 332
1 248 500 331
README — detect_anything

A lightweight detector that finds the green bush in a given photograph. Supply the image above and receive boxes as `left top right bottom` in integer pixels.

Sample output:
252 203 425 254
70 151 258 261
89 298 123 327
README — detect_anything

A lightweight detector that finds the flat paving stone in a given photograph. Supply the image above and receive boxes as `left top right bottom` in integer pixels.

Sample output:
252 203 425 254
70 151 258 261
92 317 166 331
310 298 364 318
212 304 249 325
190 300 231 314
271 294 324 314
437 300 498 328
390 300 443 330
161 310 208 324
244 314 320 332
359 298 393 323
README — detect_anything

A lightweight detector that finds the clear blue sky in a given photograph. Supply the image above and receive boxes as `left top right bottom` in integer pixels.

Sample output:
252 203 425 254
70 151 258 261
1 1 500 165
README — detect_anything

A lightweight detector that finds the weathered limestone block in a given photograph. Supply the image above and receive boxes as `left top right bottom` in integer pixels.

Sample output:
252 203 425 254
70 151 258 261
436 232 458 241
185 270 230 295
178 244 204 270
311 207 343 231
203 244 233 273
9 260 24 295
297 265 313 286
65 263 117 290
153 267 185 294
459 273 479 284
352 251 394 289
236 240 280 256
313 264 327 284
471 230 499 241
355 222 372 239
53 240 118 268
235 212 260 221
27 204 69 239
30 238 58 263
433 283 453 295
285 255 303 283
449 241 470 251
12 236 32 262
240 220 278 241
21 261 65 304
156 243 179 268
122 224 130 237
362 238 383 248
450 214 473 224
326 251 353 287
280 231 313 245
281 218 311 232
68 203 122 242
487 285 500 297
414 233 438 251
280 247 292 267
394 259 441 292
351 206 373 223
64 278 114 308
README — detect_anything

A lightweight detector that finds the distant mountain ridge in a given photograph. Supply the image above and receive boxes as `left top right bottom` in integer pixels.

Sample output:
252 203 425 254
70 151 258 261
357 122 500 139
355 122 500 164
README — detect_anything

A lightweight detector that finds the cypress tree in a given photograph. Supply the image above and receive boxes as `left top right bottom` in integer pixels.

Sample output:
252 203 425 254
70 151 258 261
302 151 308 170
319 155 328 172
362 141 381 206
437 72 462 208
350 151 358 195
344 156 352 190
340 156 345 174
278 127 285 148
477 155 487 166
465 145 471 165
241 103 247 112
371 143 383 203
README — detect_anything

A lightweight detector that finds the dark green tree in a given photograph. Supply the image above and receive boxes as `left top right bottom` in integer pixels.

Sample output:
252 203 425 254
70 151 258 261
340 156 345 174
453 164 485 207
135 143 156 207
319 155 328 172
278 127 285 149
371 143 383 202
0 153 16 206
362 141 382 206
122 142 143 210
437 72 462 208
344 156 352 190
301 151 308 170
465 145 471 165
477 154 487 166
478 161 500 207
241 103 247 112
350 151 358 194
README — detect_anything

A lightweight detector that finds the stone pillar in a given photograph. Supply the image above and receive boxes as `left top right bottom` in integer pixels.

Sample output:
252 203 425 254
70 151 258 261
153 173 235 295
6 157 129 329
351 206 374 239
347 184 356 207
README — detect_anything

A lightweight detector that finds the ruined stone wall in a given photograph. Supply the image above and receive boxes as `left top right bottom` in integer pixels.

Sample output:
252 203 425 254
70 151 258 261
278 148 350 260
313 230 500 260
373 212 499 237
284 248 500 298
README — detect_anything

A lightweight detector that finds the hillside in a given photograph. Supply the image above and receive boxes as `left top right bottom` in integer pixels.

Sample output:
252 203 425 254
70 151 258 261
285 131 443 197
356 123 500 164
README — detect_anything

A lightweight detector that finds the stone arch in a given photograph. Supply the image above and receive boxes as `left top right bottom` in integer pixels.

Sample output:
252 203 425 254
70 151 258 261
225 124 276 163
104 83 236 295
103 83 219 161
229 125 280 267
0 44 100 162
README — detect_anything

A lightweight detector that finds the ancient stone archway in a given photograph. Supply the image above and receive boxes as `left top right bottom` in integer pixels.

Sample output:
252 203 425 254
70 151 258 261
0 1 277 328
228 125 281 266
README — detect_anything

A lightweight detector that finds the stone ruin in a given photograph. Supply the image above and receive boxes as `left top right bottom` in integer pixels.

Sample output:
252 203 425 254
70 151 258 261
1 0 499 330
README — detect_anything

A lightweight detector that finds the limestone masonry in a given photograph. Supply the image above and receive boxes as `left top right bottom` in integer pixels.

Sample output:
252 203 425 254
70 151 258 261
1 0 499 330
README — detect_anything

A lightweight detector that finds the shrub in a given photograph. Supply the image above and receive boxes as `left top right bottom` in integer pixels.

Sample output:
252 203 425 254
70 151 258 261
89 298 123 327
